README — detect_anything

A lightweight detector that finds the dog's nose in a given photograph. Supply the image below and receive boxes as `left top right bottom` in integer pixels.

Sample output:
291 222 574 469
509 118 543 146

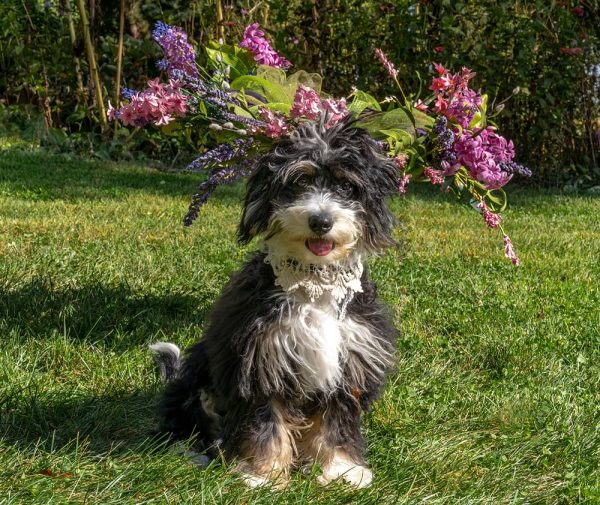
308 213 333 234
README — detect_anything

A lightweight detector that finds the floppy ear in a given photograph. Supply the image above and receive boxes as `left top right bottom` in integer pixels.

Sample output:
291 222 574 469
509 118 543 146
356 131 401 250
237 155 274 244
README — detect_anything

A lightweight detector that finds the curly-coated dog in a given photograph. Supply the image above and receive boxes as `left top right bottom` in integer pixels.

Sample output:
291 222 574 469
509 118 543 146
151 117 400 488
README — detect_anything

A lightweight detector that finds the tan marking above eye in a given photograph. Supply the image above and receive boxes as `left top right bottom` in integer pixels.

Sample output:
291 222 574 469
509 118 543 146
334 169 363 187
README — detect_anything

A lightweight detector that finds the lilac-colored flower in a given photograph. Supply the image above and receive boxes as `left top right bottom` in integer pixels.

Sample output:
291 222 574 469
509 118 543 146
500 161 532 178
477 201 502 228
451 127 514 189
153 21 198 79
121 88 136 100
321 97 349 124
398 174 411 195
503 235 519 266
239 23 291 69
187 138 254 172
374 48 398 79
290 85 323 120
424 167 444 185
258 108 291 138
184 153 259 226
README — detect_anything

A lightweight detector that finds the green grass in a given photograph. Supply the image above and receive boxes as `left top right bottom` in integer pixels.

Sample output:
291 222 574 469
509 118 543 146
1 145 599 504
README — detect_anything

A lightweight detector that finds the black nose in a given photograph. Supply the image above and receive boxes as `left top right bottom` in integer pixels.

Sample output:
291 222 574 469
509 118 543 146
308 213 333 234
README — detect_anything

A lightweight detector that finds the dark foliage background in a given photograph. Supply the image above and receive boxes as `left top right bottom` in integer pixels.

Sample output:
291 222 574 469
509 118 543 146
1 0 598 185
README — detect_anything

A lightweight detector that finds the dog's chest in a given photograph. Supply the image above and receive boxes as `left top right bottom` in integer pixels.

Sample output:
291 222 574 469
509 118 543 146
273 297 344 393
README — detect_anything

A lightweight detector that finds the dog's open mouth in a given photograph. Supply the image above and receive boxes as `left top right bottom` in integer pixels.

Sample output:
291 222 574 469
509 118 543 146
306 238 335 256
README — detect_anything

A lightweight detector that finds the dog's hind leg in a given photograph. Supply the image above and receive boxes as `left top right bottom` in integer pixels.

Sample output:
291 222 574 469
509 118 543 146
151 341 219 450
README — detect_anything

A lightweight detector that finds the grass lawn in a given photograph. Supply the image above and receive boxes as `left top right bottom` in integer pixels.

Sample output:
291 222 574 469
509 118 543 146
1 144 599 504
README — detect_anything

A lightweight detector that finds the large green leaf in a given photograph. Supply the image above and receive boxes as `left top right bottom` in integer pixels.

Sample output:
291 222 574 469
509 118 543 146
230 75 290 104
357 107 435 139
205 44 257 81
356 108 416 137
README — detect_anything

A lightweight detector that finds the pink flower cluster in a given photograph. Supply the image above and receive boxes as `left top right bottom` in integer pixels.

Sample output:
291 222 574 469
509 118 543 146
109 79 187 127
258 107 291 138
430 63 482 129
374 48 398 79
423 166 444 185
239 23 291 69
477 201 502 228
449 127 515 189
290 85 348 125
398 174 411 195
394 153 409 169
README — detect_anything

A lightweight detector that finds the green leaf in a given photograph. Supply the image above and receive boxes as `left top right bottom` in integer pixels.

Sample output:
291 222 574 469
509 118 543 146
356 108 416 137
249 102 292 115
470 93 488 129
230 75 290 105
205 46 256 80
348 90 381 115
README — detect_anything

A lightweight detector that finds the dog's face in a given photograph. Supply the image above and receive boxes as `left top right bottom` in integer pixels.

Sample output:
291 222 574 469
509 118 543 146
238 119 400 264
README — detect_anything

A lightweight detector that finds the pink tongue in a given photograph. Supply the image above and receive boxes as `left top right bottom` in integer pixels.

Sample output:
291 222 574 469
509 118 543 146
307 239 334 256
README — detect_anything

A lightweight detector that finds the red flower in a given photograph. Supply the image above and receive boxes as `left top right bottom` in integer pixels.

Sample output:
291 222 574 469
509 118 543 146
571 6 585 17
434 46 444 53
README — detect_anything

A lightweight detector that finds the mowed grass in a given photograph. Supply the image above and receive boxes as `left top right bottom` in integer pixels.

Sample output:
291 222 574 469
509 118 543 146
0 145 598 504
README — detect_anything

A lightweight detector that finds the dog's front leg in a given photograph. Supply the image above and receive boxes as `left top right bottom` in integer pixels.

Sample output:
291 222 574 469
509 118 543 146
300 390 373 488
233 399 295 488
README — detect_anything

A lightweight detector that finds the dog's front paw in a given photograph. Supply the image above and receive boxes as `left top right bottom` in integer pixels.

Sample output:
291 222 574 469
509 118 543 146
235 463 289 489
318 453 373 488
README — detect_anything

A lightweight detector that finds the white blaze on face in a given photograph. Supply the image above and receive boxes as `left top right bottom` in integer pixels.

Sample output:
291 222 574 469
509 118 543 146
266 191 362 265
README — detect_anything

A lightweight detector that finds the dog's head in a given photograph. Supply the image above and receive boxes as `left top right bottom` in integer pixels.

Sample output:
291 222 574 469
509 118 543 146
238 118 400 264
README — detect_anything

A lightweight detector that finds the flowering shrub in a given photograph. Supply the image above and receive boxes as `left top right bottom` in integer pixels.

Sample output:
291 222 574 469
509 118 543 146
111 21 533 265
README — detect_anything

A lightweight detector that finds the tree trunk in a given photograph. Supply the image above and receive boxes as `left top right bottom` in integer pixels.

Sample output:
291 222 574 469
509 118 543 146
114 0 126 107
75 0 107 131
63 0 86 100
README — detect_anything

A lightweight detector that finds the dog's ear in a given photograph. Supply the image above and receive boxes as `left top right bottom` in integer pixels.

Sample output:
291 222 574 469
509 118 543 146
238 155 274 244
356 131 401 250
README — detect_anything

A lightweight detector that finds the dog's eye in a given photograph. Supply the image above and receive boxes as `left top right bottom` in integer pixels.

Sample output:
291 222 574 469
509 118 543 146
293 177 310 189
340 181 354 195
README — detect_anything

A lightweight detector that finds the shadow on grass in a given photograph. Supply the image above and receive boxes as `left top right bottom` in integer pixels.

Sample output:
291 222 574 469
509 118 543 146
0 388 162 454
0 279 211 350
0 147 245 204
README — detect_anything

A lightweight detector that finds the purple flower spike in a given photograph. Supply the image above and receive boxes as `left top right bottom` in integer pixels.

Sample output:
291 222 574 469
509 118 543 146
153 21 198 80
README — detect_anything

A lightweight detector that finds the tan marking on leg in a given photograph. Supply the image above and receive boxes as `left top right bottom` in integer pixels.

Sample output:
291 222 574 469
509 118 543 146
235 400 295 488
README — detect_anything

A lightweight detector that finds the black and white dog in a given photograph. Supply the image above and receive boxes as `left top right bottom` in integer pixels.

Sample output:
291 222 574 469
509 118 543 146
151 117 399 488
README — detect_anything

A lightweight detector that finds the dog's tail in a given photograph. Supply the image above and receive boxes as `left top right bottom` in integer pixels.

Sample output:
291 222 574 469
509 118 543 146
149 342 181 381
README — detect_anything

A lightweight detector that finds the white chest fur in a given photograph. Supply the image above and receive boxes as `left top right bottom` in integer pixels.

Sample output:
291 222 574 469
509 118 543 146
255 293 393 396
279 298 343 393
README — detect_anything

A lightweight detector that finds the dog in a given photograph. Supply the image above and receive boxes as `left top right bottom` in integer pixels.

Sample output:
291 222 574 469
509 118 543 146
151 117 400 488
